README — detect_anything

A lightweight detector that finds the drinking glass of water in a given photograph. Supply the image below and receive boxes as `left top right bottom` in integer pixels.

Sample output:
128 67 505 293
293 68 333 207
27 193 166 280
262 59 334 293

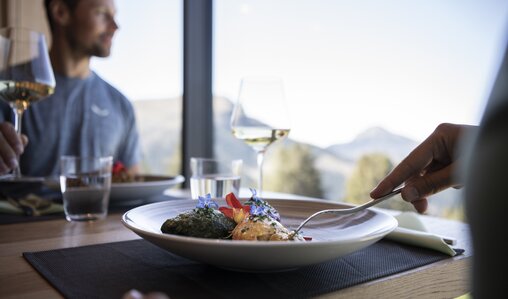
190 158 242 199
60 156 113 221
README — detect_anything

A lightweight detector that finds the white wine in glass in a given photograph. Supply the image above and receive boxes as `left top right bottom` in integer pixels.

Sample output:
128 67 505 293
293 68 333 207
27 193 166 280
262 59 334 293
0 27 56 179
230 77 290 194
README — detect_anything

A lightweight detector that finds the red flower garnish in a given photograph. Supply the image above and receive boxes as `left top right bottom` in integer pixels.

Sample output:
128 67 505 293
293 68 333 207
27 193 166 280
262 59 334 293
113 161 126 175
219 192 250 223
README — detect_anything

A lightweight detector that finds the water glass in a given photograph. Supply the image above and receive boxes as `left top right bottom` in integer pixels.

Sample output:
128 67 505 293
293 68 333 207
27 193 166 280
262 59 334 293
190 158 242 199
60 156 113 221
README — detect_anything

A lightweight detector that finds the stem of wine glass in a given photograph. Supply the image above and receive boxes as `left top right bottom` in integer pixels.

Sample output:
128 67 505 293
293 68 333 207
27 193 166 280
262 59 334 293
256 150 265 195
11 107 23 177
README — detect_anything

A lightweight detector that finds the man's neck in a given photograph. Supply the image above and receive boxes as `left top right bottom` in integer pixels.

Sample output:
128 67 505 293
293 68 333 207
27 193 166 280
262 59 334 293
49 37 91 79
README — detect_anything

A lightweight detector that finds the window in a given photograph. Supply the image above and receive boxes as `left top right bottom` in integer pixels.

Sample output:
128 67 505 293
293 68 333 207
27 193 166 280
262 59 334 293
5 0 508 220
91 0 183 175
213 0 508 219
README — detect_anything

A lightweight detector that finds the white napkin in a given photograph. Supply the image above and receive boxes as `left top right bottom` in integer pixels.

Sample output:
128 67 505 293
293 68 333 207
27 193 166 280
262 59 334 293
385 212 458 256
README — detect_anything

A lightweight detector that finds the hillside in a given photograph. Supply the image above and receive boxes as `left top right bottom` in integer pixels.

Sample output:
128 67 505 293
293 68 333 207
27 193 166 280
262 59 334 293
327 126 419 163
132 97 463 217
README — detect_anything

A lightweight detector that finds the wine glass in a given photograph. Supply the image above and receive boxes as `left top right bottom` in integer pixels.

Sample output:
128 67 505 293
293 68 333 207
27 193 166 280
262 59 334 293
230 77 290 194
0 27 56 179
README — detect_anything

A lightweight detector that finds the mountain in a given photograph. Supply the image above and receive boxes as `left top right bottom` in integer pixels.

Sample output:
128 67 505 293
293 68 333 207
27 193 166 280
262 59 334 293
132 98 463 218
132 97 352 199
213 97 354 199
326 127 419 163
132 98 182 174
325 126 462 215
133 97 415 200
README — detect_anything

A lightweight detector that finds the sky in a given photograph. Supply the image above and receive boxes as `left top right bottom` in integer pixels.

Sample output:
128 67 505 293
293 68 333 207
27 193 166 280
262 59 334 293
91 0 508 148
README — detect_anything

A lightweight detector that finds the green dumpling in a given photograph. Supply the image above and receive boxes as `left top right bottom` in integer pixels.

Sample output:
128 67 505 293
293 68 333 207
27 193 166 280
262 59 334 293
161 208 236 239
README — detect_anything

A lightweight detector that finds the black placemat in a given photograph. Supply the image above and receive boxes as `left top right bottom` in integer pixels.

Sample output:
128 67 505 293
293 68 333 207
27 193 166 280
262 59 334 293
23 239 462 299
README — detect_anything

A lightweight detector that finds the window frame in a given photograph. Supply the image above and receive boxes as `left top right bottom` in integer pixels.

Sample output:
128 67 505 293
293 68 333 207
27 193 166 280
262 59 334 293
182 0 214 186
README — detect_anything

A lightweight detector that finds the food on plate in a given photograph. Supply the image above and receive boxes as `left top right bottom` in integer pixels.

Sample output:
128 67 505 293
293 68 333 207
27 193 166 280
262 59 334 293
221 190 305 241
232 215 298 241
160 189 306 241
1 193 63 216
160 194 236 239
112 161 140 183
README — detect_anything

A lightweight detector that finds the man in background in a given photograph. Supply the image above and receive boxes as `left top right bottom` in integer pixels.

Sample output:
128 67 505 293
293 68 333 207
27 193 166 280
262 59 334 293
0 0 141 176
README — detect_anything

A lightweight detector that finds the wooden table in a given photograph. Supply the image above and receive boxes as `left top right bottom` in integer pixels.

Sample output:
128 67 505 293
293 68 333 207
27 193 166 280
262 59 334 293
0 200 472 299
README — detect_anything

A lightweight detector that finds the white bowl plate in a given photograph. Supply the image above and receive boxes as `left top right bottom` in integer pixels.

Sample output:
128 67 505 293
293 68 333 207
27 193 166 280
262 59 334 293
110 175 184 202
122 198 397 272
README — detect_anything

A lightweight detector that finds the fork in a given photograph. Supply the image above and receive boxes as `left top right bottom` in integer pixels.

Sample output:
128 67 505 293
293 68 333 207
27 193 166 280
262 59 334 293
291 186 403 236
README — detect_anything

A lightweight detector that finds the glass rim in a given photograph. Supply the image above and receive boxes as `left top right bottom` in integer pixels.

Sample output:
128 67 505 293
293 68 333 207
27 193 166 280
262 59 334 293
190 157 242 163
60 156 113 162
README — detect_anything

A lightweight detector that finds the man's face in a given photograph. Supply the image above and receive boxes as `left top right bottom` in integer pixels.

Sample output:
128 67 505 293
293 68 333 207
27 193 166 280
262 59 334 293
66 0 118 57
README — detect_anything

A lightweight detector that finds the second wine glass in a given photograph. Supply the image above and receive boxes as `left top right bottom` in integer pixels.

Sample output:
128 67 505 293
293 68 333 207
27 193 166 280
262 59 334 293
0 27 55 179
230 77 290 194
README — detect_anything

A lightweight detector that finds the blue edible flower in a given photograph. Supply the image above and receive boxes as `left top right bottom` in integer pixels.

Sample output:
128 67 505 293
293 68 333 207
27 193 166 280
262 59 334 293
247 188 281 221
250 204 268 217
196 194 219 209
266 208 281 222
249 188 263 203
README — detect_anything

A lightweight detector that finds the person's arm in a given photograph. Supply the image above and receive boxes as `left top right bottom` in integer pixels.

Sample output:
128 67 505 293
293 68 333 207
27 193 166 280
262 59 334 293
369 123 477 213
0 122 27 174
127 164 140 175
